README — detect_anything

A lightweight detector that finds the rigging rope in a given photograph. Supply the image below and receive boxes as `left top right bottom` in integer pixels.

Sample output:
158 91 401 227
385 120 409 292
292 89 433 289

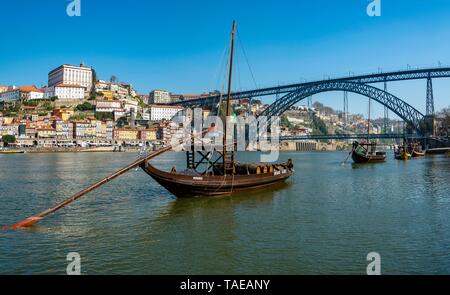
237 31 258 89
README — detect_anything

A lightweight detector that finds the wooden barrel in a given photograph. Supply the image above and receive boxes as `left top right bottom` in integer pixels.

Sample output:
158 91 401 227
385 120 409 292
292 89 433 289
245 163 261 174
256 166 261 174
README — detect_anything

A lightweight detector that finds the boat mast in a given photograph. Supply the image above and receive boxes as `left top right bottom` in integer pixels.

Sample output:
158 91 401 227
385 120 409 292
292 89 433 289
223 20 236 175
367 97 371 143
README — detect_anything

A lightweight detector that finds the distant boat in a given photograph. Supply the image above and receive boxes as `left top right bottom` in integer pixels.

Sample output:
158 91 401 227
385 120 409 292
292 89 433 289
408 142 425 157
351 141 387 163
351 95 386 163
0 149 25 154
394 145 411 160
411 150 426 157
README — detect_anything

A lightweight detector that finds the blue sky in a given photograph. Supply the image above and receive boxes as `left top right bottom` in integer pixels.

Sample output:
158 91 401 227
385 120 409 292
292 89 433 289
1 0 450 118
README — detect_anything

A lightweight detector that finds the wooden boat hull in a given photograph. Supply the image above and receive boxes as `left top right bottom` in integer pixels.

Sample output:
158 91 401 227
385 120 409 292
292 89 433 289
352 151 386 163
140 161 294 198
411 150 425 157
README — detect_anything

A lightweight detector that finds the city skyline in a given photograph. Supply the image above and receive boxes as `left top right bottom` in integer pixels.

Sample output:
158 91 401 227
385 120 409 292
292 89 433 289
1 0 450 118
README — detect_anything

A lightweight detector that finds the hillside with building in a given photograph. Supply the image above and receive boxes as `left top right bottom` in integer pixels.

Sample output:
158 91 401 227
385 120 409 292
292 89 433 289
1 62 449 151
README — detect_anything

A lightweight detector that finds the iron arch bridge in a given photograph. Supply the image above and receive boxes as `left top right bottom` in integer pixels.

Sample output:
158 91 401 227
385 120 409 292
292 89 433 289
167 67 450 107
260 81 424 133
164 67 450 134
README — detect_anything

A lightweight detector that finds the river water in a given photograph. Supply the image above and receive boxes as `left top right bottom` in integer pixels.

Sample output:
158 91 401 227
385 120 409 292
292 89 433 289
0 151 449 274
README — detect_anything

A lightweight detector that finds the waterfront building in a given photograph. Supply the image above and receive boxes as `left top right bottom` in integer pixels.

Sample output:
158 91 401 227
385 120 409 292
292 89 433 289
44 84 86 100
48 64 93 90
154 121 177 143
113 128 140 143
0 124 19 136
95 121 107 139
25 126 37 139
106 120 114 141
54 120 74 140
139 128 157 142
148 105 183 122
37 127 56 138
17 124 26 138
148 90 171 104
96 99 122 112
73 120 97 140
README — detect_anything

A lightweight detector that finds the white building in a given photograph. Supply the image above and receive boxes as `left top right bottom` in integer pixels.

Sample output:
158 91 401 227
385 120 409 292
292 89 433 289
0 124 19 136
54 120 74 139
48 64 93 90
95 80 110 91
28 90 44 100
44 84 85 100
148 105 183 121
0 85 10 93
148 90 171 104
123 99 139 113
0 86 43 102
95 80 134 99
96 100 122 112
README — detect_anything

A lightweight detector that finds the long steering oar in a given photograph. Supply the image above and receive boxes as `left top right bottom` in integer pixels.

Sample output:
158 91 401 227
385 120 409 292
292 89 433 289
1 145 173 230
2 127 214 230
341 145 355 165
2 128 213 230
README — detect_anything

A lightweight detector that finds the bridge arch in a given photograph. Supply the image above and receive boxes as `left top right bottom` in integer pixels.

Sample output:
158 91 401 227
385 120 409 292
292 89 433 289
260 81 425 133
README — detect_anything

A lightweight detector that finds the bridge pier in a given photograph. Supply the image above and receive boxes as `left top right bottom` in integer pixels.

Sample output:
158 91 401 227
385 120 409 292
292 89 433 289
294 141 317 151
425 75 436 137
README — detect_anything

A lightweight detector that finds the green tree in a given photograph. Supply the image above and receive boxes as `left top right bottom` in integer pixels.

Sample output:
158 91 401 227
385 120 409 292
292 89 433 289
75 102 95 111
280 115 293 128
2 135 16 146
94 112 114 121
312 115 328 135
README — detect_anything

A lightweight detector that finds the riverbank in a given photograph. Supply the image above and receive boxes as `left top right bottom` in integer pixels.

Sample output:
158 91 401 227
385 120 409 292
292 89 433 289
20 146 144 153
